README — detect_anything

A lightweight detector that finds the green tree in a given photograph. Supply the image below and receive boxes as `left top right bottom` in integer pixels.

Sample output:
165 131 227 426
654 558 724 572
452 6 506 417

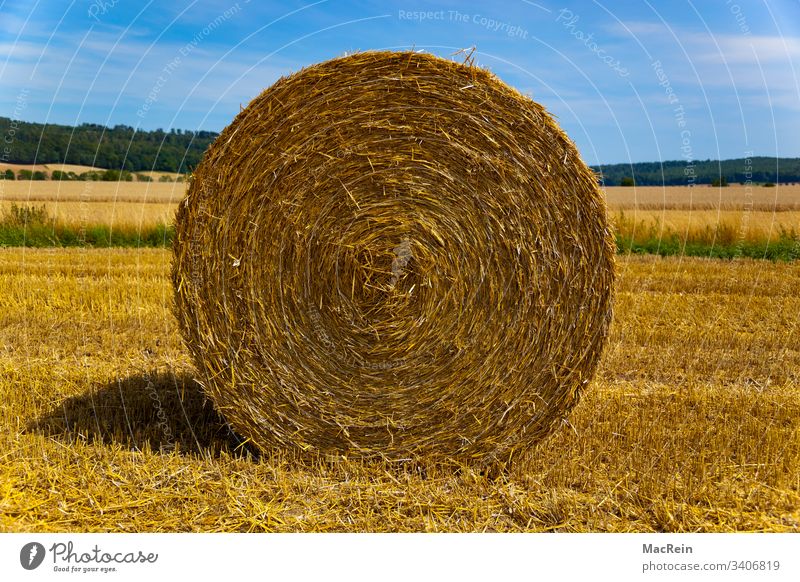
4 169 14 180
18 169 32 180
711 176 728 187
620 176 635 187
0 117 217 172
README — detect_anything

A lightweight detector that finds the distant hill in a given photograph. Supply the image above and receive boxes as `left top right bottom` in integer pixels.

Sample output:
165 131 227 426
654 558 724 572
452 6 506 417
1 117 798 183
0 117 217 173
591 157 800 186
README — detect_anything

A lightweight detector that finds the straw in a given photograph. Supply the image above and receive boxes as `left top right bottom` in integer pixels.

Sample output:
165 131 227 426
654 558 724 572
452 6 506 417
172 50 616 464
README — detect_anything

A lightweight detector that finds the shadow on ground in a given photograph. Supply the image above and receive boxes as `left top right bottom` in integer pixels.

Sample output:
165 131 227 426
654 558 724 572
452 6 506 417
28 370 258 459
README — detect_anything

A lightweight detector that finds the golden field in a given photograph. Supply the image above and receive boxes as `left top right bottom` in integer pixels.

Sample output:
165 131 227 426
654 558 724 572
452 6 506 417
0 181 798 531
0 180 183 204
0 181 183 227
604 184 800 210
2 183 799 235
4 181 800 207
0 162 183 183
0 248 798 532
612 210 800 245
0 201 176 227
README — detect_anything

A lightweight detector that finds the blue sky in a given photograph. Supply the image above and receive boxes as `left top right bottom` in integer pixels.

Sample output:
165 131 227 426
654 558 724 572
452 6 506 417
1 0 799 164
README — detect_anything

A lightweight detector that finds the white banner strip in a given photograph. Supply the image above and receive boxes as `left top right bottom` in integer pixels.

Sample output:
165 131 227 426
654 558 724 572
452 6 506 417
1 533 797 581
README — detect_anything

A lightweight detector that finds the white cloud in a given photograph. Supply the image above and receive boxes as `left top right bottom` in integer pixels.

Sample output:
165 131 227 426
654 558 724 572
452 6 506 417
695 33 800 65
611 20 800 64
0 21 300 131
605 21 800 109
0 41 49 60
0 12 40 35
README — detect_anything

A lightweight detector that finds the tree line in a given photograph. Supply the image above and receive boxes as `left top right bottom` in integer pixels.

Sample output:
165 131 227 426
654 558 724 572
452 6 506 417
0 117 216 173
2 116 798 184
2 168 184 182
592 157 799 186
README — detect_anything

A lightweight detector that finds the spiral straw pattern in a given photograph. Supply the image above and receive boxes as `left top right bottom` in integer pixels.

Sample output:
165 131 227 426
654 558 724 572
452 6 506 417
172 51 615 463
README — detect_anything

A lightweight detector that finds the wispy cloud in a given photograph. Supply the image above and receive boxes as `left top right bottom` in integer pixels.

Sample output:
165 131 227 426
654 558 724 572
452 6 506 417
606 21 800 107
694 33 800 65
611 20 800 63
0 41 46 60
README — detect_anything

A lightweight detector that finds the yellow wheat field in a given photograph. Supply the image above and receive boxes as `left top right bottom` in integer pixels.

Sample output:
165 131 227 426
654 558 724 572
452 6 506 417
604 184 800 210
0 182 182 227
0 248 797 532
611 210 800 243
0 181 184 204
4 182 799 208
3 184 799 240
0 201 176 227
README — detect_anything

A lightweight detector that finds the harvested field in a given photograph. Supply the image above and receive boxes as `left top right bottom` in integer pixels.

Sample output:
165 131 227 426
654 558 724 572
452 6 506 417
605 184 800 211
4 182 799 226
1 248 798 532
5 183 799 210
0 181 183 203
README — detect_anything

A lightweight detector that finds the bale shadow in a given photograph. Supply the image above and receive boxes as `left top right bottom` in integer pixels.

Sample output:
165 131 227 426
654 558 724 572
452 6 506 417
28 370 258 460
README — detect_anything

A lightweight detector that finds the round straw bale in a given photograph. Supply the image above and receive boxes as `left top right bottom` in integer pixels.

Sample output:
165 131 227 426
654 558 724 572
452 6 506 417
172 50 615 463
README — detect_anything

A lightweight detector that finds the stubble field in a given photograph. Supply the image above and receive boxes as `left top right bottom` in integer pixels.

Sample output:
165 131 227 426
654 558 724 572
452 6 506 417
0 183 798 532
